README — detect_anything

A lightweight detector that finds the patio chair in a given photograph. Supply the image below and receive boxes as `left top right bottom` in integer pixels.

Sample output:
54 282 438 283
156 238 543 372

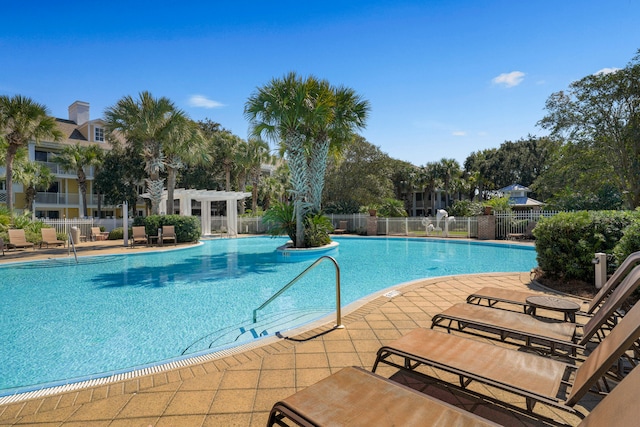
161 225 177 246
131 226 148 247
40 228 65 248
333 220 348 234
430 264 640 355
8 229 35 250
267 366 501 427
466 250 640 315
373 295 640 415
90 227 109 241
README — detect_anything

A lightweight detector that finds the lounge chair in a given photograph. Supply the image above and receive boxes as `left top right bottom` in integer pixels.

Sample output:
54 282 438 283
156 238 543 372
0 238 5 256
270 358 640 427
131 226 148 247
267 366 501 427
466 250 640 315
161 225 176 246
430 264 640 354
333 220 348 234
8 229 35 250
373 295 640 414
90 227 109 241
40 228 65 248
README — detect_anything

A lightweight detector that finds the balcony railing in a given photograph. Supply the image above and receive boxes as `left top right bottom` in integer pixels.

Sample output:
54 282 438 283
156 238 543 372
36 161 95 178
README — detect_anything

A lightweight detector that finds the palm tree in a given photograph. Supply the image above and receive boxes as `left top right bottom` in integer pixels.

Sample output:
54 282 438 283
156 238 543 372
238 137 273 213
245 72 370 247
13 161 55 214
53 143 103 217
163 120 206 214
438 158 462 208
0 95 62 215
104 91 189 214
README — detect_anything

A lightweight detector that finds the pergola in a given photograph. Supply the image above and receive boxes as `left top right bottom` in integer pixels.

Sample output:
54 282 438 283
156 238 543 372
142 188 251 236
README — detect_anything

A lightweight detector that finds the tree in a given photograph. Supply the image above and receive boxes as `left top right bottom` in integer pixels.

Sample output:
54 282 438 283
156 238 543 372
245 72 369 247
539 50 640 208
237 137 273 213
53 143 103 217
94 146 145 213
104 91 190 214
13 161 55 214
0 95 62 215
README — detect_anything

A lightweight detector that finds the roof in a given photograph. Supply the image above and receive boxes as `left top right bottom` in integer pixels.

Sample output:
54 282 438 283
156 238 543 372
508 196 544 207
499 183 531 193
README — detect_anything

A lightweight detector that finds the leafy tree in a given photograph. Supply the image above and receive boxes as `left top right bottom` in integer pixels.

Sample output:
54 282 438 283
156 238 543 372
94 146 144 213
0 95 62 215
104 91 190 214
323 136 395 208
378 198 408 217
53 143 103 217
539 50 640 208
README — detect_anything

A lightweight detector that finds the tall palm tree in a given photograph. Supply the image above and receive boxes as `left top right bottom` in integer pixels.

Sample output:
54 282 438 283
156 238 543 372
53 143 103 217
104 91 188 214
0 95 62 215
216 131 242 192
238 137 273 213
438 158 462 208
245 72 315 247
13 161 55 214
245 72 370 247
163 120 206 214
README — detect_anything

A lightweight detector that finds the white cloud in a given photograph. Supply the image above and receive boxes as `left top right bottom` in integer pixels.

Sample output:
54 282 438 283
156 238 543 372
594 67 620 75
492 71 525 88
452 131 466 136
188 95 224 108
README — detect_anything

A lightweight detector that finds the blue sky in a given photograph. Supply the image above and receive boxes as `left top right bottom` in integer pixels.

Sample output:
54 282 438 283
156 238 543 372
2 0 639 166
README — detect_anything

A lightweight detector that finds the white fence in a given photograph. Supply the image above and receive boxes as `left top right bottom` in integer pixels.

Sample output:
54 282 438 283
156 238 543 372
494 210 562 239
40 218 95 238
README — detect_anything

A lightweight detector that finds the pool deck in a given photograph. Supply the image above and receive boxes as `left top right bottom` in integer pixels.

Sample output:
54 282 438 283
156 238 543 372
0 238 598 426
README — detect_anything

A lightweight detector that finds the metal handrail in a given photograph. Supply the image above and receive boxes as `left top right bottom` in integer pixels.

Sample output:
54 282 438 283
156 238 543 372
68 232 78 263
253 255 343 328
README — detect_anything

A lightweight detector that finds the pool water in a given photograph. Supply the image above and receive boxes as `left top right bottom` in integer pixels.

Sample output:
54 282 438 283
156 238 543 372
0 236 536 394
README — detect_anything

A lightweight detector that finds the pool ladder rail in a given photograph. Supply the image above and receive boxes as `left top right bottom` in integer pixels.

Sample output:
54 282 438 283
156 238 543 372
67 231 78 263
252 255 344 329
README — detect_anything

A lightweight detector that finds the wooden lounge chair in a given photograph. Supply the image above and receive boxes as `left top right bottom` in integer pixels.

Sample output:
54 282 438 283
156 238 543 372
431 264 640 354
90 227 109 241
8 229 35 250
466 250 640 315
267 366 501 427
130 226 148 247
374 296 640 415
161 225 176 246
40 228 65 248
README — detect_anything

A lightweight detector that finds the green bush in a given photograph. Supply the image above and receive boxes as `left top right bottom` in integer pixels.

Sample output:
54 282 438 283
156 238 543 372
449 200 484 217
137 215 200 243
108 227 124 240
613 222 640 265
263 202 296 242
304 213 333 247
534 210 640 281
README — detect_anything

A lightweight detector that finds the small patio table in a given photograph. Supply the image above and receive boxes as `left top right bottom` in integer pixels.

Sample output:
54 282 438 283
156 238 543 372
526 295 580 322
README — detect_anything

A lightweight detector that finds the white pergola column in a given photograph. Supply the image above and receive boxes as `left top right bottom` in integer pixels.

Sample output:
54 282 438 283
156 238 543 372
226 199 237 237
201 200 212 235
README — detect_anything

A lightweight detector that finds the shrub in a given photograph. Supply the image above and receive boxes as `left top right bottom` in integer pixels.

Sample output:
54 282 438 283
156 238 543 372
448 200 484 217
108 227 124 240
140 215 200 243
304 213 333 247
613 222 640 265
263 202 296 242
534 210 640 281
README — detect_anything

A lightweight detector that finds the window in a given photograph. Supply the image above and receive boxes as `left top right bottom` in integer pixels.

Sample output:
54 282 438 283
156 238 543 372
35 150 49 162
95 127 104 142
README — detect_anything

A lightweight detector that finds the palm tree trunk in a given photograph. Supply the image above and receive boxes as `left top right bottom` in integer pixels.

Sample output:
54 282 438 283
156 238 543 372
5 143 18 214
78 170 88 217
166 167 177 215
288 134 310 248
309 138 330 212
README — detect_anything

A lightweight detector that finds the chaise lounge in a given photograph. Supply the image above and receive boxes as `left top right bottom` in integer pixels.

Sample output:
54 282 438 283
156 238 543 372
131 226 148 247
269 348 640 426
40 228 66 248
466 250 640 315
373 295 640 414
430 264 640 354
8 229 35 250
161 225 177 246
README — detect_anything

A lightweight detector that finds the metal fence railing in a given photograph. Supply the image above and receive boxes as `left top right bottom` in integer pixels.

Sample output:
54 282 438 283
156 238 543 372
494 210 562 239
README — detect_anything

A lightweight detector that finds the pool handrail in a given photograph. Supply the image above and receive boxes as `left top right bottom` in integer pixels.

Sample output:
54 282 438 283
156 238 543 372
67 231 78 263
253 255 343 329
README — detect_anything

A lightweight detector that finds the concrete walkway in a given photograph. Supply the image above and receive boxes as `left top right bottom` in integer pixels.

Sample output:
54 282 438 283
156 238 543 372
0 240 595 426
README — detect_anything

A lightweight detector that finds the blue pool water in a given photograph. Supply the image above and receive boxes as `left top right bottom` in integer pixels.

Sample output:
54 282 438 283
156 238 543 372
0 236 536 394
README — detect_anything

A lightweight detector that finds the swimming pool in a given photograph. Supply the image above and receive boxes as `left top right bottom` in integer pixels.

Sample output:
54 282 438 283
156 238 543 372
0 236 536 395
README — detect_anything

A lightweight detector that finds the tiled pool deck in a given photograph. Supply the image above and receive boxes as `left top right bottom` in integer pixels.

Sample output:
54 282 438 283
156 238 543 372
0 239 597 426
